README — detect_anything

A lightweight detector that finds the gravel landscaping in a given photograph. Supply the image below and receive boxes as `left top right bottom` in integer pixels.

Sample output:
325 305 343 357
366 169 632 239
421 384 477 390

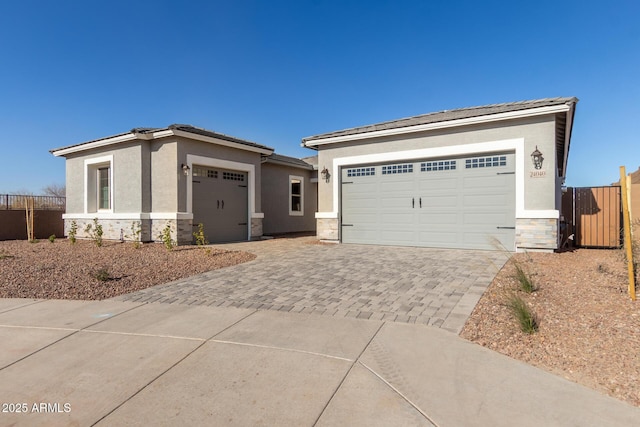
0 239 255 300
461 248 640 407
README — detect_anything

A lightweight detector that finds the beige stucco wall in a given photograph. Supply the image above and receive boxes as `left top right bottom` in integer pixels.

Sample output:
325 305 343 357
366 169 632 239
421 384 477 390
261 162 317 234
150 140 179 212
64 142 145 214
315 115 558 215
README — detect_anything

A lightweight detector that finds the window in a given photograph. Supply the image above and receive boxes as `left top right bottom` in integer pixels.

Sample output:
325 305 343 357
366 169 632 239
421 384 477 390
193 166 217 178
84 155 113 213
289 175 303 216
382 163 413 175
98 167 110 210
465 156 507 169
347 167 376 177
223 171 245 181
421 160 457 172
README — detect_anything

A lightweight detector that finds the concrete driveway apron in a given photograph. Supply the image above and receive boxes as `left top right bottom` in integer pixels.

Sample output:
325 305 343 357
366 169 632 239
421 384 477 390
116 237 509 333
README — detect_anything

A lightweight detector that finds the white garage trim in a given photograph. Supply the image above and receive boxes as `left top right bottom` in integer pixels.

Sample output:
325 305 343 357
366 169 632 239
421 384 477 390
317 138 558 221
186 154 258 241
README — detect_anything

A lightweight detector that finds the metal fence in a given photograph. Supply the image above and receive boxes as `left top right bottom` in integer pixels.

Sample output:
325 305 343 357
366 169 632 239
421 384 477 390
0 194 66 211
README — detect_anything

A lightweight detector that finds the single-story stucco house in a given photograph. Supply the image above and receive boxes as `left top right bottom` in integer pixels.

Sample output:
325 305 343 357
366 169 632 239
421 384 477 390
50 124 317 244
302 97 578 252
51 96 577 252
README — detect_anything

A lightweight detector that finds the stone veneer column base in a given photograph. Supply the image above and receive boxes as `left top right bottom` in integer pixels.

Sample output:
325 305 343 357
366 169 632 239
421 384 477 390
251 217 263 240
515 218 558 252
64 218 152 242
317 218 339 241
64 217 193 245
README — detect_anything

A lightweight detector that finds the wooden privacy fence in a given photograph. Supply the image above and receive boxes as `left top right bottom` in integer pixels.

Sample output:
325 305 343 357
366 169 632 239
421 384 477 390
562 186 621 248
0 194 65 241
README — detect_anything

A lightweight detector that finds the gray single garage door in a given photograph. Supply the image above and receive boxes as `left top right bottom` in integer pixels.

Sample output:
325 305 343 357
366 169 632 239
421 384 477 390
340 153 515 250
192 166 248 243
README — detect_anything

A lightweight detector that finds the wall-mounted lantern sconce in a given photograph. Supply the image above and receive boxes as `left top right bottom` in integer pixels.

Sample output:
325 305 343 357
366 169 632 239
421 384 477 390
320 166 330 183
181 163 191 176
531 146 544 170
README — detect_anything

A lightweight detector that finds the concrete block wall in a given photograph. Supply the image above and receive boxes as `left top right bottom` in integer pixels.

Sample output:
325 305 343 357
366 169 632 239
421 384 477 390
515 218 558 251
317 218 339 241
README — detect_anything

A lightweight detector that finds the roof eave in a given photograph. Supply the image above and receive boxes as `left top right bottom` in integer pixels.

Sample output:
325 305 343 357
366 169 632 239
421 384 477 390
51 128 274 157
263 157 314 170
302 104 572 148
51 132 143 157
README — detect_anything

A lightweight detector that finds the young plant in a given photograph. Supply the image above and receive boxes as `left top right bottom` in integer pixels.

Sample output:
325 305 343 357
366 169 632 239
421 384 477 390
160 224 175 250
91 267 111 282
48 234 56 243
193 223 209 245
513 262 536 293
84 218 104 247
130 221 142 249
0 250 14 260
506 294 538 334
68 220 78 244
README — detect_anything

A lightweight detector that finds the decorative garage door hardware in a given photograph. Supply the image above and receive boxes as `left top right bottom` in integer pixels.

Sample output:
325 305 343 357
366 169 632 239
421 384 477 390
217 200 225 209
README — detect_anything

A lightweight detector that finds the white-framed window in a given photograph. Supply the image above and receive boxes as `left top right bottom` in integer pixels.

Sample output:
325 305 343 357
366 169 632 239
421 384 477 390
97 166 110 210
289 175 304 216
84 155 113 213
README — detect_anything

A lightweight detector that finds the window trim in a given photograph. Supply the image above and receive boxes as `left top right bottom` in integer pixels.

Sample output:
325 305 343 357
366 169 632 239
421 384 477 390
289 175 304 216
84 155 113 214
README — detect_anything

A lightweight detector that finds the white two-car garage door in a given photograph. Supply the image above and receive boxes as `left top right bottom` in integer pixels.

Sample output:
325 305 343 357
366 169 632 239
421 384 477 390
340 153 515 250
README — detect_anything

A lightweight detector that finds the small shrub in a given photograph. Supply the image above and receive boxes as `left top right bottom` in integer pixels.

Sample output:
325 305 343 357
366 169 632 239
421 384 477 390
160 224 175 250
513 262 536 293
29 239 40 244
84 218 104 247
69 220 78 244
48 234 56 243
0 250 14 260
91 267 111 282
506 294 538 334
130 221 142 249
193 223 209 247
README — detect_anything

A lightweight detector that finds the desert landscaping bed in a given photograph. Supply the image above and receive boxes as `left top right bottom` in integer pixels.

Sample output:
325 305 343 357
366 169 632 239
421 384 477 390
461 248 640 407
0 239 255 300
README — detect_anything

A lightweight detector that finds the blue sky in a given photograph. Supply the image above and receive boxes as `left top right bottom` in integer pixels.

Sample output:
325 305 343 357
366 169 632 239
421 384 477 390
0 0 638 194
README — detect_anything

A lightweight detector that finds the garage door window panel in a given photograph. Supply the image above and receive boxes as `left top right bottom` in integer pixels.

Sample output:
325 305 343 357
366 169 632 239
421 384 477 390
421 160 457 172
465 155 507 169
382 164 413 175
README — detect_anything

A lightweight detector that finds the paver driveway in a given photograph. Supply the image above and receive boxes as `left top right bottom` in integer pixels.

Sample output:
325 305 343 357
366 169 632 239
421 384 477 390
116 237 509 333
